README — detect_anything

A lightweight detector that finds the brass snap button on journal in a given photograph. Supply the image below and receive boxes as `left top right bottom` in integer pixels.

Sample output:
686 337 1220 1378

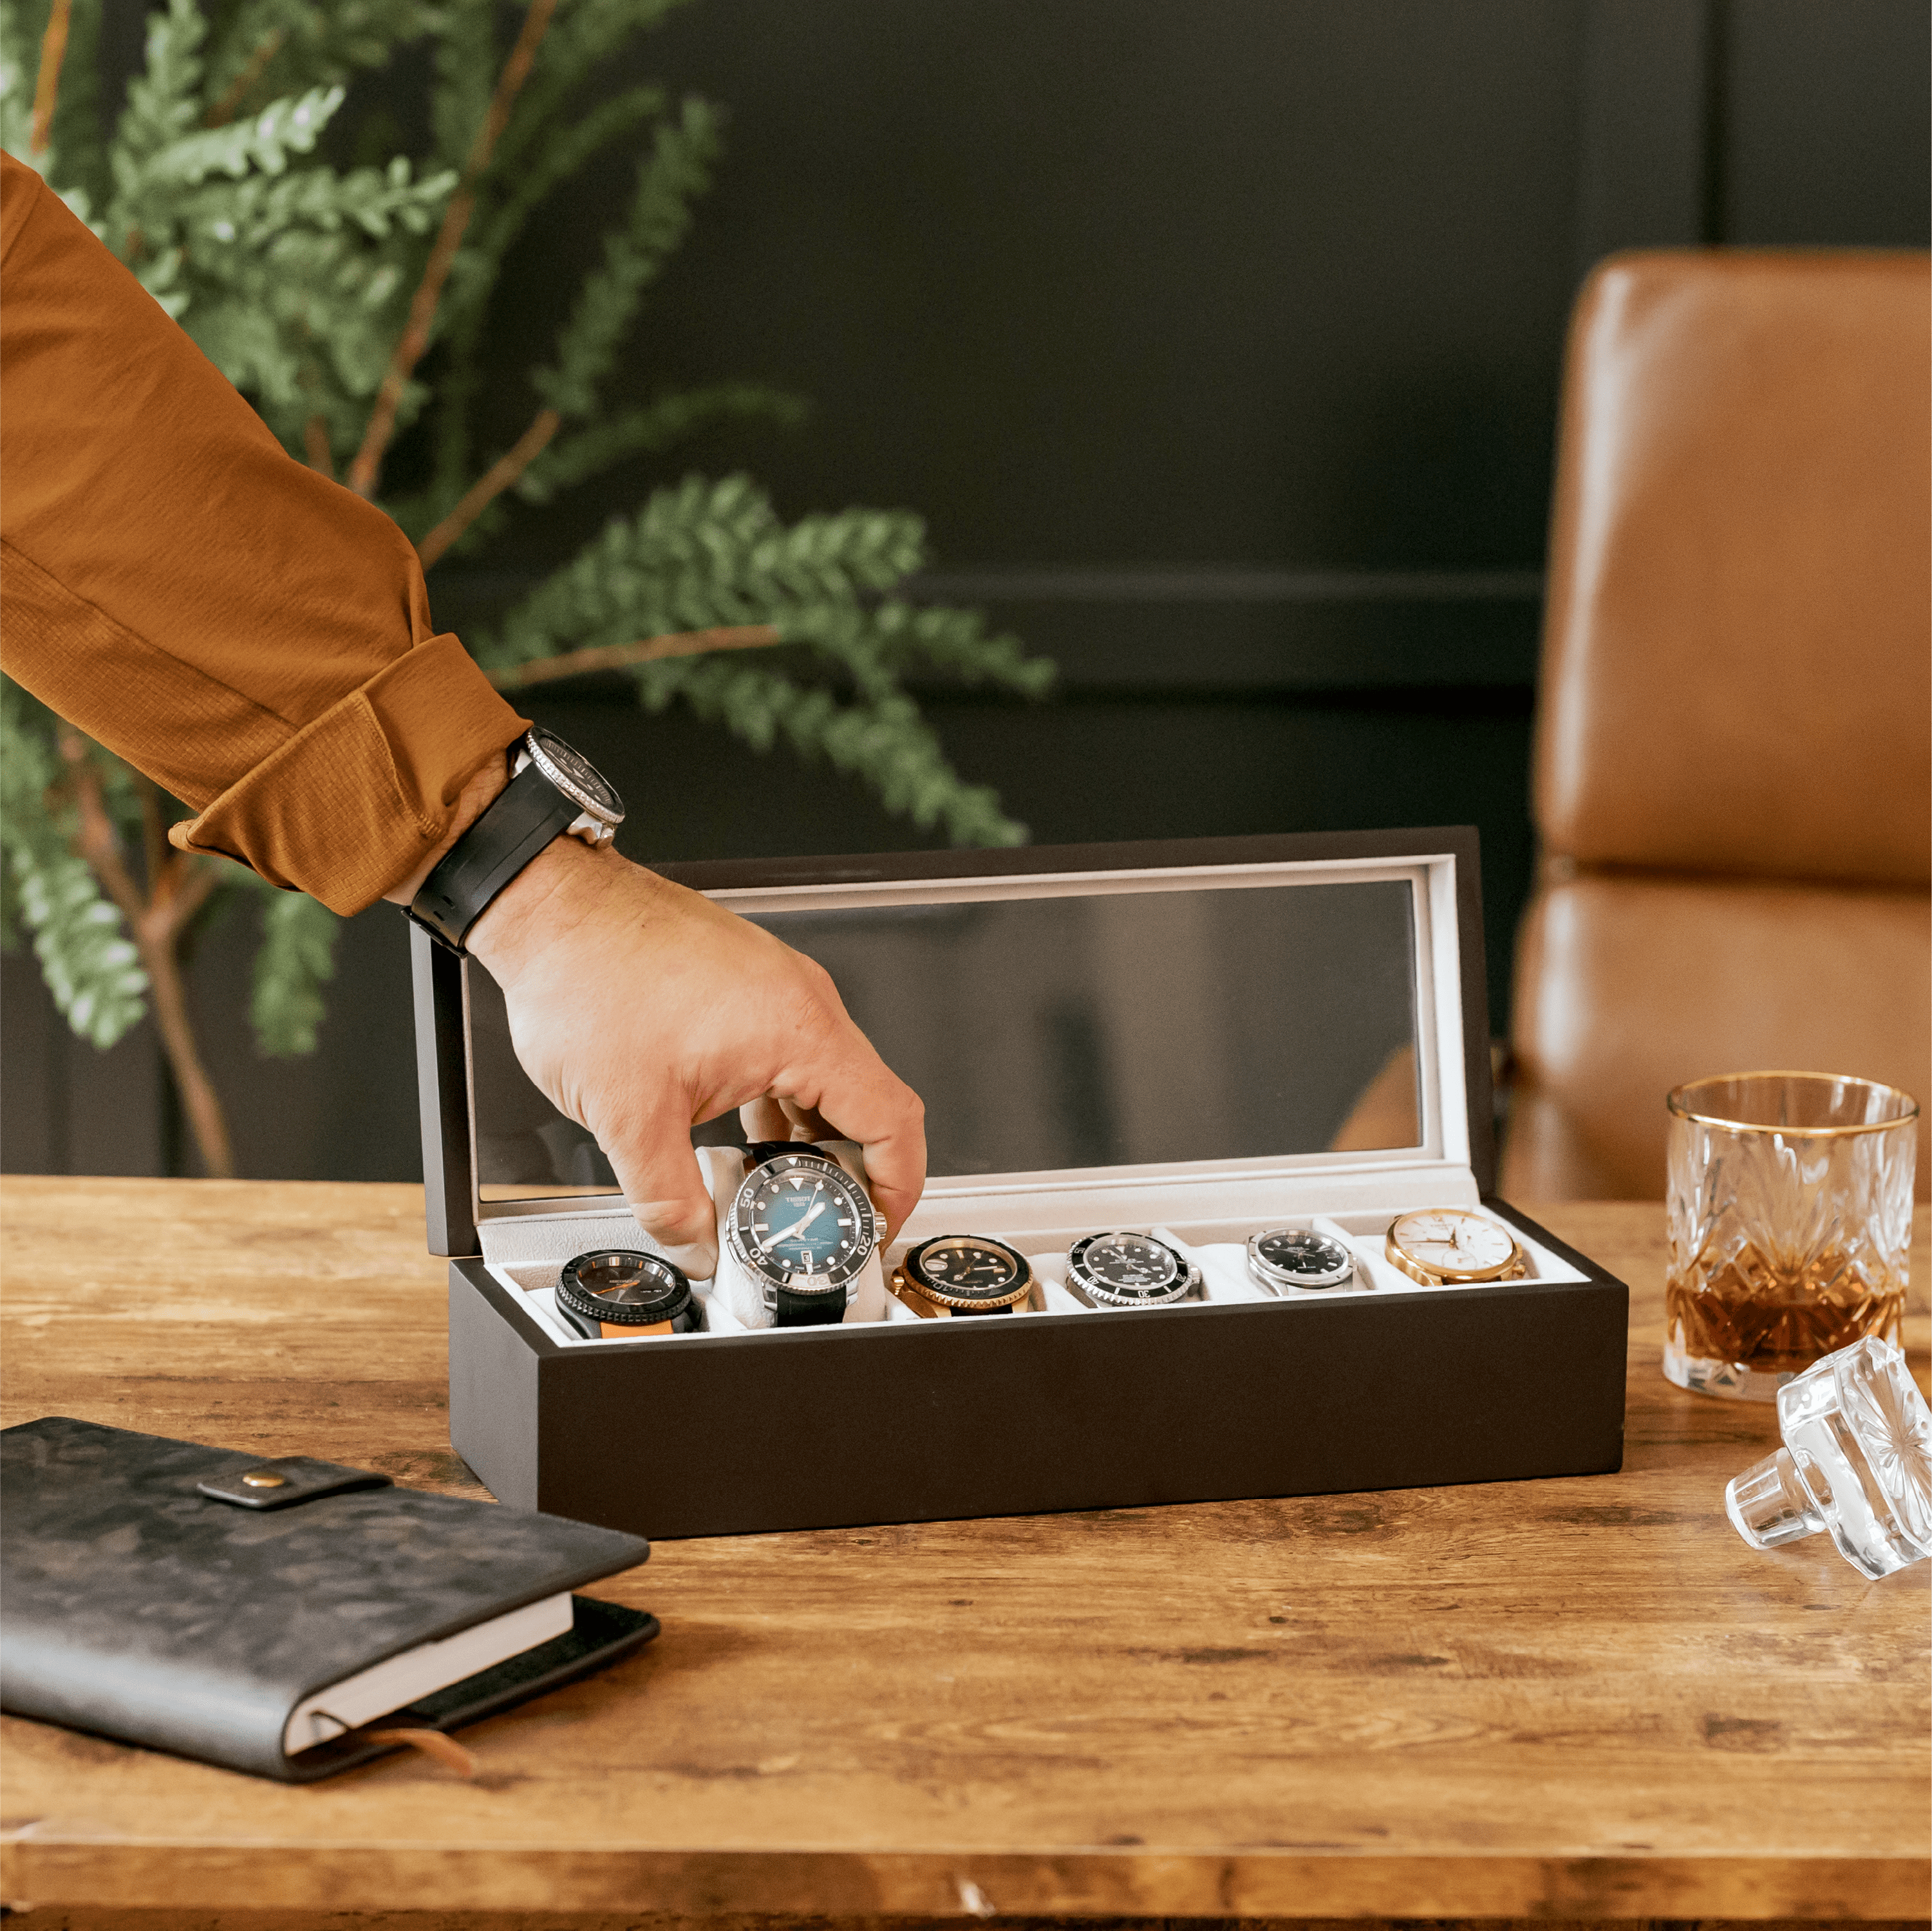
241 1471 288 1489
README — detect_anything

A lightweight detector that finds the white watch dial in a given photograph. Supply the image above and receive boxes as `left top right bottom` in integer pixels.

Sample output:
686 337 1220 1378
1389 1209 1517 1274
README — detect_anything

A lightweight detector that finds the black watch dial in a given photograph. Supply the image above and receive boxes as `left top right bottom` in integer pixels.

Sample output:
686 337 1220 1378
1070 1231 1188 1305
906 1235 1029 1307
729 1152 879 1290
556 1249 695 1334
1250 1227 1355 1290
527 727 623 821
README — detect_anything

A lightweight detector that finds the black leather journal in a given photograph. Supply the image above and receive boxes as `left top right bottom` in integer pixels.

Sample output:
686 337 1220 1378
0 1415 658 1782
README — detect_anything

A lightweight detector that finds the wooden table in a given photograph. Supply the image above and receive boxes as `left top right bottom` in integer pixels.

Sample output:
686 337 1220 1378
1 1180 1926 1926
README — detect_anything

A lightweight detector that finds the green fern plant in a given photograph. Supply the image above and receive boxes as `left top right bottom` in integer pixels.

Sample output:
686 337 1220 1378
0 0 1052 1176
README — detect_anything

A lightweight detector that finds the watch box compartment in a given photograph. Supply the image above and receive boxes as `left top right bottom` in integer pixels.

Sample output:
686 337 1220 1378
417 828 1629 1540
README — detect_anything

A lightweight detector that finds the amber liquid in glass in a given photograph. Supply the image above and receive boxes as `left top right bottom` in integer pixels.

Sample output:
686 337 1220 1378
1667 1247 1906 1379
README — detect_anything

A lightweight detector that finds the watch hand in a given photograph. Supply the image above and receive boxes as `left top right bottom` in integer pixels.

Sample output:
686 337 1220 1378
775 1199 829 1244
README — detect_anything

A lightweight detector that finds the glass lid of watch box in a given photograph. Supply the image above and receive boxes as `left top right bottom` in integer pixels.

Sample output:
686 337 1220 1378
465 854 1450 1206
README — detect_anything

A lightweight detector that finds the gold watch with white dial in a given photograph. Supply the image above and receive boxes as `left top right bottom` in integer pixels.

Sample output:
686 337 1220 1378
1384 1208 1527 1285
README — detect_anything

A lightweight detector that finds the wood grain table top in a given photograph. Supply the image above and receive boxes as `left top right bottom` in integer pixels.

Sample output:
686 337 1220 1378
0 1179 1926 1922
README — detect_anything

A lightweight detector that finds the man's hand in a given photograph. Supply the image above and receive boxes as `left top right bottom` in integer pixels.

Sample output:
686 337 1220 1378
459 837 926 1277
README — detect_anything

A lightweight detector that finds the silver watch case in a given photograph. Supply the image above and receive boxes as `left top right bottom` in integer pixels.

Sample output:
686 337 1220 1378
1245 1226 1356 1292
515 730 623 847
726 1148 885 1311
1064 1230 1201 1310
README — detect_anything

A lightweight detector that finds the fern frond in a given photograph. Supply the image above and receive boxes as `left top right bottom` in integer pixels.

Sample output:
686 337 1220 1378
487 0 690 183
249 886 337 1056
430 0 494 171
483 474 926 666
111 0 206 171
518 385 805 503
140 84 344 184
445 82 664 339
653 658 1027 847
0 3 38 162
432 80 668 506
45 0 108 208
0 683 148 1046
849 599 1057 698
205 0 438 108
532 96 721 420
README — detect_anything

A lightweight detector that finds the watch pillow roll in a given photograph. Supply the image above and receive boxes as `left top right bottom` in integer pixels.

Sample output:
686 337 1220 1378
0 1415 657 1782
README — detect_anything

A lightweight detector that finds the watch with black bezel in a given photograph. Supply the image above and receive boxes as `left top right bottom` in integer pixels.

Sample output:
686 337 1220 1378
1246 1226 1356 1292
1383 1208 1528 1286
727 1141 883 1328
890 1235 1035 1318
408 727 624 953
1064 1230 1201 1310
556 1249 701 1339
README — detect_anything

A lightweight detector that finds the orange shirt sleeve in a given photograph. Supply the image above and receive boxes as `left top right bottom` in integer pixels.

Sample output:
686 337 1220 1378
0 153 530 915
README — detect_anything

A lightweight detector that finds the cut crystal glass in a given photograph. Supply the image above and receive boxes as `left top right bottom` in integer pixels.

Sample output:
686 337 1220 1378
1725 1335 1932 1579
1665 1073 1917 1400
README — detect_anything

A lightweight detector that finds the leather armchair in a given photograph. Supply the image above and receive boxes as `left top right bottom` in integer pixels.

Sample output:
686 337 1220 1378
1501 250 1931 1201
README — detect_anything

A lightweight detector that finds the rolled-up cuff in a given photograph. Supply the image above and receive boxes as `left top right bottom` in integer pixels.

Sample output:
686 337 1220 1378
168 634 530 915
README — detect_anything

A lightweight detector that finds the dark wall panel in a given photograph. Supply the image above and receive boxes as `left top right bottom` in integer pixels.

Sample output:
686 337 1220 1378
477 0 1588 573
1722 0 1931 247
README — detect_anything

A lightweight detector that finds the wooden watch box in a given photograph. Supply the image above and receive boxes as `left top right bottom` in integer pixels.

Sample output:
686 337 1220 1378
414 828 1627 1539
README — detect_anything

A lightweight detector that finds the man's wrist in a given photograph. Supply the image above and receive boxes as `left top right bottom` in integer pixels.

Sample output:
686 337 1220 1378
464 834 638 985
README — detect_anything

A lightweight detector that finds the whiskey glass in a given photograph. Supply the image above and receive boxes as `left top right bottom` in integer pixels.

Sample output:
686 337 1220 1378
1665 1072 1917 1401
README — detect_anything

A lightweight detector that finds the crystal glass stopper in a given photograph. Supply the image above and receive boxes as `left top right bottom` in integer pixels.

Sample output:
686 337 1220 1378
1724 1336 1932 1579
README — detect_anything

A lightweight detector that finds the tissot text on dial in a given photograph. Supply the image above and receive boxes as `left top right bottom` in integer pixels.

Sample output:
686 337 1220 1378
727 1146 884 1325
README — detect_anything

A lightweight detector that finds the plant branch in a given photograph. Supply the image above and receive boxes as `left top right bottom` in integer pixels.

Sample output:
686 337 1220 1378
203 26 286 127
136 776 171 896
56 732 234 1179
57 731 143 926
487 625 781 692
303 414 334 478
346 0 559 499
29 0 72 155
417 407 558 568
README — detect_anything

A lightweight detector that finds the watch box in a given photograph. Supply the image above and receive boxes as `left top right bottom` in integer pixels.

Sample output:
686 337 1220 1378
415 828 1627 1540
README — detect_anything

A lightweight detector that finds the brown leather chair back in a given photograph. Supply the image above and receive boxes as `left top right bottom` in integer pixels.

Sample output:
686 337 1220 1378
1502 250 1931 1202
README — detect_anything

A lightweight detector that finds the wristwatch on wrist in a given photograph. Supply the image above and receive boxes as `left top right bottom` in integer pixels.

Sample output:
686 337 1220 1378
1246 1226 1355 1292
408 727 624 953
1383 1208 1528 1286
1064 1230 1201 1310
556 1249 701 1339
727 1141 883 1328
890 1235 1034 1317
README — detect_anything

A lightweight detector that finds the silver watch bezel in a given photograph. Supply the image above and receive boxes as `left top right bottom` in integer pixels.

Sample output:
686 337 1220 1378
1245 1226 1356 1292
519 729 624 832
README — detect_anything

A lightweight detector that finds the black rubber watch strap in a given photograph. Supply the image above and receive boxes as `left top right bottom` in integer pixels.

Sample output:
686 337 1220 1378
773 1283 848 1327
409 756 579 952
745 1140 802 1169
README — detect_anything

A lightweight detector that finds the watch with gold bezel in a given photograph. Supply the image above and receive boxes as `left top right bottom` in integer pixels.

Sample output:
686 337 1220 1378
1383 1208 1528 1286
890 1235 1035 1317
